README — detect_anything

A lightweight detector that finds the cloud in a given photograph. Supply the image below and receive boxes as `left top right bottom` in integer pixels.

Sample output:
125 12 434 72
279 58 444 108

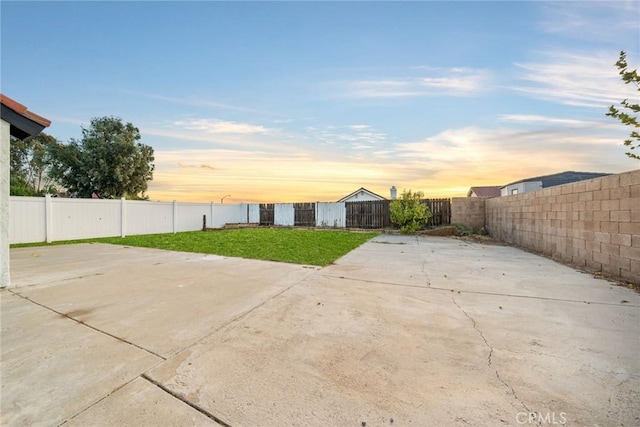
342 67 490 98
122 89 270 115
177 162 219 170
497 114 618 129
537 1 640 42
512 50 635 108
173 119 273 134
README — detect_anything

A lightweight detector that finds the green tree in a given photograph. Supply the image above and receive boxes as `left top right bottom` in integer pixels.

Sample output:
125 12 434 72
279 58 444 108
48 116 155 198
9 133 58 195
607 51 640 160
389 189 432 234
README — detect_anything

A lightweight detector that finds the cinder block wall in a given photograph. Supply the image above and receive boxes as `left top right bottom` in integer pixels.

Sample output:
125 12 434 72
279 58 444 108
451 197 487 229
485 170 639 284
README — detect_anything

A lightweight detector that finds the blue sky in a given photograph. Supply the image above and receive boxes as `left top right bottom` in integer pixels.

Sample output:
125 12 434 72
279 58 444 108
2 1 638 202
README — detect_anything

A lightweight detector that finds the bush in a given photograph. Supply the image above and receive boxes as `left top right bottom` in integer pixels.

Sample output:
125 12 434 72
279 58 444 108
389 190 432 234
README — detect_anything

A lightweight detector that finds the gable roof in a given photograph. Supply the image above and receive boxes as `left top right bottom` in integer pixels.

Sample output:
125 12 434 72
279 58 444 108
467 186 501 198
502 171 612 189
0 94 51 140
337 187 387 202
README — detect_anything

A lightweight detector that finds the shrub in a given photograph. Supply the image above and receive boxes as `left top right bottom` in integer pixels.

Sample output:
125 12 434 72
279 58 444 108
389 189 432 234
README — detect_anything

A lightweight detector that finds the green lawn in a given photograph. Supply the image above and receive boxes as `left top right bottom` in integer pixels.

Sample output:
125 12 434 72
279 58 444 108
11 228 380 266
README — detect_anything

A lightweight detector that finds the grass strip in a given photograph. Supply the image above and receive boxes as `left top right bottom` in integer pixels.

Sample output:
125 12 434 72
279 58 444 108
11 228 380 267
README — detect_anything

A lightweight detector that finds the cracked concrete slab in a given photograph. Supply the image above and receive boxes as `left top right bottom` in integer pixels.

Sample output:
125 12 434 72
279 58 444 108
64 377 222 426
10 243 318 358
3 236 639 426
0 291 161 427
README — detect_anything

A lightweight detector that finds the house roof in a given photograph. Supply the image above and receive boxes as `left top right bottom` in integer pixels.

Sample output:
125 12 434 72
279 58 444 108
467 186 501 198
0 94 51 140
337 187 387 202
502 171 612 189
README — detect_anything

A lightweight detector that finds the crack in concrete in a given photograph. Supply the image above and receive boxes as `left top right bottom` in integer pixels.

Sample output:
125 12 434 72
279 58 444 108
319 274 637 307
11 273 105 288
7 290 166 360
141 374 233 427
451 296 533 416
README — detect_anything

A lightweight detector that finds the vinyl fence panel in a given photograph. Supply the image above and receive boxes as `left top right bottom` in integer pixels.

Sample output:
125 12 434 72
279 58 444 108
274 203 294 226
126 200 173 235
9 197 46 244
51 198 121 241
315 202 345 228
248 204 260 223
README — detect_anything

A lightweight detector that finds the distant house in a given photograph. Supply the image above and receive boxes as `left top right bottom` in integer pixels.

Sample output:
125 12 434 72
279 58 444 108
467 186 501 198
338 187 387 203
501 171 611 196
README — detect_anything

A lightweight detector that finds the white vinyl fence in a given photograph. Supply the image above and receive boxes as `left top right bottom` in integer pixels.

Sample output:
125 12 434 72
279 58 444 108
9 197 351 244
9 195 250 244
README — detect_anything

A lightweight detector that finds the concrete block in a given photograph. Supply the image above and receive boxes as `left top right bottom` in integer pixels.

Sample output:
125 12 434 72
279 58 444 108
619 222 640 235
578 191 593 202
610 186 630 200
601 200 620 212
593 189 610 201
593 251 610 265
610 210 631 222
572 181 587 193
585 179 601 191
585 239 599 253
621 245 640 261
599 222 618 234
631 184 640 198
594 232 611 244
579 211 593 221
601 174 621 189
632 235 640 247
631 259 640 274
620 268 639 283
610 254 631 271
611 233 632 247
581 230 595 241
600 243 620 257
585 259 602 272
619 169 640 186
593 211 610 222
586 200 602 211
566 193 580 203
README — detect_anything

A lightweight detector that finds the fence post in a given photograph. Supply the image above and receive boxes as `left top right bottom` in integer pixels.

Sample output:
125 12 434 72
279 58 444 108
172 200 177 234
45 193 53 243
121 197 126 237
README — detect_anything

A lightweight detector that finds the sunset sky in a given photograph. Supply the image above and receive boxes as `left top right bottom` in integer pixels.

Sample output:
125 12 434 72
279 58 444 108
2 1 638 203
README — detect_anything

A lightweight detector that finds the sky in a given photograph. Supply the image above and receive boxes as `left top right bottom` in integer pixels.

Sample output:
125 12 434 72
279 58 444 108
1 1 639 203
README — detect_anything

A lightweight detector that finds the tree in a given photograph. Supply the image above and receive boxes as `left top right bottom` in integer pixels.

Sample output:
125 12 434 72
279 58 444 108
607 51 640 160
48 116 155 198
9 133 58 195
389 189 432 234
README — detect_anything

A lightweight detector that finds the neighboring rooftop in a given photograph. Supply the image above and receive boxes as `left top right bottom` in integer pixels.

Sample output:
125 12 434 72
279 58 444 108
502 171 612 189
467 186 501 198
337 187 387 202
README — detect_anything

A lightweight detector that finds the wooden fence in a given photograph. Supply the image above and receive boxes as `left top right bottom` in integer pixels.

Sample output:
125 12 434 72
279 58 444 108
260 199 451 229
424 198 451 227
345 200 391 229
259 203 274 226
294 203 315 226
345 199 451 229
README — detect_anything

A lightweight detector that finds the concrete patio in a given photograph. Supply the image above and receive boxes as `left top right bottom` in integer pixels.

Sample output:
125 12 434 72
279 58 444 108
2 236 639 426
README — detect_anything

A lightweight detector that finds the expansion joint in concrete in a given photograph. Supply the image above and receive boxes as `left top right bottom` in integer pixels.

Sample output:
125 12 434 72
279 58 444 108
7 290 166 360
141 374 232 427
